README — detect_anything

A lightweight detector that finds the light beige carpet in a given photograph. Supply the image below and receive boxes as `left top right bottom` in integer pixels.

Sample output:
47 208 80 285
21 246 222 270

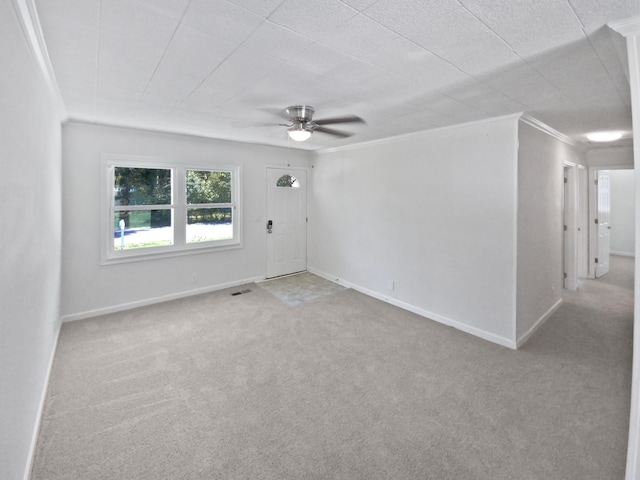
31 259 633 479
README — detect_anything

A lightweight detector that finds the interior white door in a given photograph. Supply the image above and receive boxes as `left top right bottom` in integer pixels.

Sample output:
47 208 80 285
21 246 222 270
595 172 611 278
266 168 307 278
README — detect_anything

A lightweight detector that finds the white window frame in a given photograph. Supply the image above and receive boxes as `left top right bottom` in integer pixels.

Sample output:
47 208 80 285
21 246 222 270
101 155 242 264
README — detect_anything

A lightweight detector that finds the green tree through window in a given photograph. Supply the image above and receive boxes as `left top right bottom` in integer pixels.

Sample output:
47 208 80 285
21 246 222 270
186 170 233 243
114 167 172 228
186 170 231 204
276 174 299 188
107 161 240 260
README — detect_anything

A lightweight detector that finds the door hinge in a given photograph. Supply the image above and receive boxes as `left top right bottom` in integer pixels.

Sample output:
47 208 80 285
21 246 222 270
563 225 567 231
564 177 568 184
564 272 567 279
595 257 599 263
594 218 598 224
595 179 598 186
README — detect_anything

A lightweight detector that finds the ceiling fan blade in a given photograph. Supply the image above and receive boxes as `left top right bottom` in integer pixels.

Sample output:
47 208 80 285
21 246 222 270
314 126 354 138
314 115 365 126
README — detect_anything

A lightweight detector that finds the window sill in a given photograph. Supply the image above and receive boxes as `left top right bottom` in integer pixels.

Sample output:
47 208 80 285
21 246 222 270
101 240 242 265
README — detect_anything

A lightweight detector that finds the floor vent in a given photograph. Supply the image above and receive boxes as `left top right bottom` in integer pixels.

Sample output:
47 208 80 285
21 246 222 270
231 289 252 296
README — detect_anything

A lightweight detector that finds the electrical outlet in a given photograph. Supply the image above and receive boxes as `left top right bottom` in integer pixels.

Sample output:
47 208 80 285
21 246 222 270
191 273 197 283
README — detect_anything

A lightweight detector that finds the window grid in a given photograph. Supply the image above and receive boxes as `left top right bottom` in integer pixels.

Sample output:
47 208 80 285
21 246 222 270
103 158 241 264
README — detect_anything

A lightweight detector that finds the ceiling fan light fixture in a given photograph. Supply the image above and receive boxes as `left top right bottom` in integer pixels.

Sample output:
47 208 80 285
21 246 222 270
586 130 624 142
288 127 312 142
277 105 362 141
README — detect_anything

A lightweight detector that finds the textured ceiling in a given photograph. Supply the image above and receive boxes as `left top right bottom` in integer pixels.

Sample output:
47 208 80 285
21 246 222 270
33 0 639 150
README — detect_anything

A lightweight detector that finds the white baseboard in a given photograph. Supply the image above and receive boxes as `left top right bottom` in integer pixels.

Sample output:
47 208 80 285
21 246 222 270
61 276 264 323
515 298 563 349
23 318 61 480
611 251 635 257
308 267 517 350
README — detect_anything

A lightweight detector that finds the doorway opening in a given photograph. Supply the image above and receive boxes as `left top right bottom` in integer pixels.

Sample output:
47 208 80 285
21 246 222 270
588 168 635 280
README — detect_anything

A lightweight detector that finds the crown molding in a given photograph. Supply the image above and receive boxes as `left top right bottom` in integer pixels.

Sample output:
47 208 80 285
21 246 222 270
318 112 525 154
609 16 640 37
11 0 67 121
519 114 581 149
64 119 318 158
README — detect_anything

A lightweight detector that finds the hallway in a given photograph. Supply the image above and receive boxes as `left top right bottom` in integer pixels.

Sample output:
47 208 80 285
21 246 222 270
522 254 634 478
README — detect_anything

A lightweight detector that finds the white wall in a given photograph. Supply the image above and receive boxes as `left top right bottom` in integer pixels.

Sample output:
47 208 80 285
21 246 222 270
308 116 520 347
61 123 312 320
610 20 640 480
0 3 62 479
610 169 636 256
515 122 584 343
586 146 634 167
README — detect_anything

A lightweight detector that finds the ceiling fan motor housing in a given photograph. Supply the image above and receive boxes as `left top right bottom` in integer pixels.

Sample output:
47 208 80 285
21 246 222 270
286 105 315 123
282 105 363 140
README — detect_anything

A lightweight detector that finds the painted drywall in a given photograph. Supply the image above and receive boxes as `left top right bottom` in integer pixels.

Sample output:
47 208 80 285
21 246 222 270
610 23 640 480
515 122 584 342
610 169 636 256
626 26 640 480
61 123 312 320
308 116 520 346
586 146 634 167
0 3 62 480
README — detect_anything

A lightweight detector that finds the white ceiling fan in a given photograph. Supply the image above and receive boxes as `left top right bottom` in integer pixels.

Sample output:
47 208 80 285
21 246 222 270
276 105 365 142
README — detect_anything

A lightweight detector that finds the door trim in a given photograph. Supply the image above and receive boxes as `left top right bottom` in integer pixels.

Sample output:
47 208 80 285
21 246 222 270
588 166 631 278
563 163 578 290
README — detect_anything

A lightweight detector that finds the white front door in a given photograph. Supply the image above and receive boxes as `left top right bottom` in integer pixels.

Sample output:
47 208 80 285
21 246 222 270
266 168 307 278
596 172 611 278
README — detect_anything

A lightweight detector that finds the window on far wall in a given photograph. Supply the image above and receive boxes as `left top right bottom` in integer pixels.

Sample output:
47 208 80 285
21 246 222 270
186 169 233 244
104 158 241 264
113 167 173 250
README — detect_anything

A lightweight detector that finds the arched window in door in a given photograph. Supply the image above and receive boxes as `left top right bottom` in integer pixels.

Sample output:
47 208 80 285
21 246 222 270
276 174 300 188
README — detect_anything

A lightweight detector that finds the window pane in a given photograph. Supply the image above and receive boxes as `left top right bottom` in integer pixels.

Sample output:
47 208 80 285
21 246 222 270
113 210 173 250
114 167 171 206
276 174 300 188
186 207 233 243
186 170 231 204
